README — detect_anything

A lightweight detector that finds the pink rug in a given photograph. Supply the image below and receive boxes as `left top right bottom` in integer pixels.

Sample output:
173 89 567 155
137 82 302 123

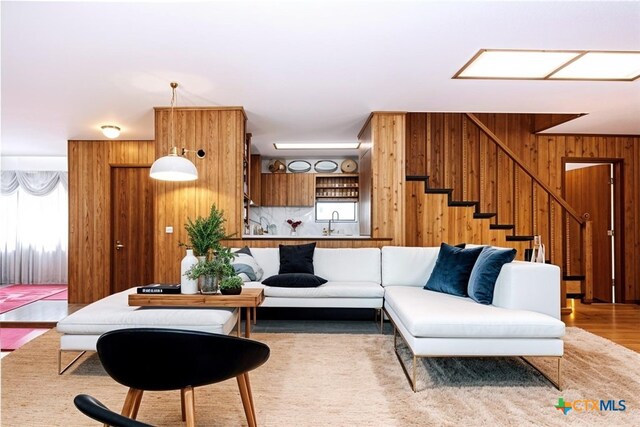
0 285 68 314
0 328 49 351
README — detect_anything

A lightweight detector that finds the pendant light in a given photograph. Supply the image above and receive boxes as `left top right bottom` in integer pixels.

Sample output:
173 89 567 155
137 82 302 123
150 82 205 181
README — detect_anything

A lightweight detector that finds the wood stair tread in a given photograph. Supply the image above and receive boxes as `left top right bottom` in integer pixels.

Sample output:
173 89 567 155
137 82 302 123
490 224 514 230
505 235 535 242
448 200 478 207
473 212 497 219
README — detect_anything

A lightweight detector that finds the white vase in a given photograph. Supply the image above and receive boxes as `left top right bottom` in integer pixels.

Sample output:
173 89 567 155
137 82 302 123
180 249 199 294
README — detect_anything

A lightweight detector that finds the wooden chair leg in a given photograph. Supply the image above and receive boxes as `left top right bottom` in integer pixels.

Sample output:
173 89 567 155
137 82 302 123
243 373 257 427
253 306 257 325
180 389 186 421
236 375 256 427
182 386 196 427
121 388 144 419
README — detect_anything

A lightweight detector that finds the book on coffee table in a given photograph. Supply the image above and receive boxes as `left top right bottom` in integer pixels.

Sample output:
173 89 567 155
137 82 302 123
137 284 181 294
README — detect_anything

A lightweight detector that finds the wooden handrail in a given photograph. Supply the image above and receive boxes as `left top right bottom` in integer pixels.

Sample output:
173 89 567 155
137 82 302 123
465 113 584 225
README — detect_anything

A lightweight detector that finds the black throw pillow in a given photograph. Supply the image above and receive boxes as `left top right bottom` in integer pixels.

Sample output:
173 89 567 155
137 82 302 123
424 242 484 297
278 243 316 274
262 273 328 288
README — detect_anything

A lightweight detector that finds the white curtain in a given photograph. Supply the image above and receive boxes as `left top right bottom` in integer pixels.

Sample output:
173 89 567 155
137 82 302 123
1 171 68 284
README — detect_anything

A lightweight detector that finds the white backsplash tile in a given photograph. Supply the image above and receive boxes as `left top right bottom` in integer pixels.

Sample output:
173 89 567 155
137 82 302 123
249 207 359 237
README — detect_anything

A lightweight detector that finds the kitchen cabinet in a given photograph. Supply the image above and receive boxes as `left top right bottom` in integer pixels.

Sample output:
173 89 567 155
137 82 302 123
249 154 262 205
261 173 314 206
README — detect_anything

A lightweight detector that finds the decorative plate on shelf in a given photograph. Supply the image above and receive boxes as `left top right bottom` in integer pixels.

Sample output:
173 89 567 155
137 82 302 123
314 160 338 173
341 159 357 173
287 160 312 173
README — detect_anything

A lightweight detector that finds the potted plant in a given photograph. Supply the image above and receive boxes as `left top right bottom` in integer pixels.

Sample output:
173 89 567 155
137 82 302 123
180 204 231 258
185 247 236 294
220 275 244 295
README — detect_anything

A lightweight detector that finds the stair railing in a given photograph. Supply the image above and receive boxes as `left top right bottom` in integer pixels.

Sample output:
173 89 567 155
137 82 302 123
465 113 593 303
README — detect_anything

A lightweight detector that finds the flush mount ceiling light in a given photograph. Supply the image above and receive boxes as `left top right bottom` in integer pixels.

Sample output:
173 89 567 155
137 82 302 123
454 49 640 81
101 125 121 138
274 142 361 150
150 82 206 182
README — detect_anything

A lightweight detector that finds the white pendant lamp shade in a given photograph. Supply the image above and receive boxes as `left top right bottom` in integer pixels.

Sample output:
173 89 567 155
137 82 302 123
150 152 198 181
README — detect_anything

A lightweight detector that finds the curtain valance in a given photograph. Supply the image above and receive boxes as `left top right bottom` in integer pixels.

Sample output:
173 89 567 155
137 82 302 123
1 171 68 196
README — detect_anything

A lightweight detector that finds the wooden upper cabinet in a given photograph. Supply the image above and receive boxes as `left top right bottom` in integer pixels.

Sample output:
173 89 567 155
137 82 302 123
249 154 262 206
287 173 314 206
261 173 314 207
261 173 287 206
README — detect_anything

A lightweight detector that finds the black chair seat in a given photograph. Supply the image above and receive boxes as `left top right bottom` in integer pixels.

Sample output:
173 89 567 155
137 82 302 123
74 328 270 427
97 328 270 391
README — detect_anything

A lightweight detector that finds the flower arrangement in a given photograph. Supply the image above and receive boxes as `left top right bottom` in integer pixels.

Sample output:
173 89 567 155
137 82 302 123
286 219 302 231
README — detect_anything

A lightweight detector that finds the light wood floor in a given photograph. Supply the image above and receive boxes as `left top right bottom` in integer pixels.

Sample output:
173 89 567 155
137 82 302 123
562 299 640 352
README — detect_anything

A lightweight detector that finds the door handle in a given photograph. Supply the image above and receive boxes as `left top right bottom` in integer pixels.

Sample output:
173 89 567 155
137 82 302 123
115 240 125 250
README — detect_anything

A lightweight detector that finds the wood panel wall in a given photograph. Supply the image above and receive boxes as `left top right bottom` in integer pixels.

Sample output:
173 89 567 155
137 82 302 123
360 113 406 245
153 107 246 283
405 182 531 255
358 123 373 236
68 140 155 303
405 112 640 302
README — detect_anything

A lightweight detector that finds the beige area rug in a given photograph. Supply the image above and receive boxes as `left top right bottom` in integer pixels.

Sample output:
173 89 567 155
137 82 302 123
1 328 639 426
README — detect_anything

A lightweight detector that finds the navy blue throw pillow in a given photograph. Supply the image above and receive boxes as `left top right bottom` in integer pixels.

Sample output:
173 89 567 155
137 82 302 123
468 246 517 304
263 273 327 288
278 243 316 274
424 243 484 297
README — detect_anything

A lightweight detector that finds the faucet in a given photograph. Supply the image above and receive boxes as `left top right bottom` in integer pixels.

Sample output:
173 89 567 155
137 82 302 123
328 211 339 236
259 216 270 233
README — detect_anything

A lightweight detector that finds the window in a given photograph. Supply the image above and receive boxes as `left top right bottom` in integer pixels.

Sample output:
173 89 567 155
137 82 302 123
315 201 357 222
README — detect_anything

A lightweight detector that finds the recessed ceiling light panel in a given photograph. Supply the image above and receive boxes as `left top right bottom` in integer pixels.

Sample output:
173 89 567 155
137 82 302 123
549 52 640 80
455 50 581 79
274 142 360 150
454 49 640 81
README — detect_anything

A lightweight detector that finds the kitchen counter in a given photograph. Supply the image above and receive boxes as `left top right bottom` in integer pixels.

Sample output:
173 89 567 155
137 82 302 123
238 235 392 241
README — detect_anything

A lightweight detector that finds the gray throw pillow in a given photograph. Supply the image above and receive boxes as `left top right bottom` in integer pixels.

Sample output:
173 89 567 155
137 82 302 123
231 248 264 282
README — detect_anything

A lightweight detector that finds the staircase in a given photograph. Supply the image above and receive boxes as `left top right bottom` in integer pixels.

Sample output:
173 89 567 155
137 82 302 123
404 113 593 312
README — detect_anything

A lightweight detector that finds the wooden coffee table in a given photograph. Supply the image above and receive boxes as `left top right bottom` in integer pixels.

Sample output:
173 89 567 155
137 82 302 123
128 288 264 338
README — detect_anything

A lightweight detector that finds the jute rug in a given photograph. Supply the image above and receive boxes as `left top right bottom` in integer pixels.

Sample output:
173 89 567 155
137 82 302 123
1 327 639 426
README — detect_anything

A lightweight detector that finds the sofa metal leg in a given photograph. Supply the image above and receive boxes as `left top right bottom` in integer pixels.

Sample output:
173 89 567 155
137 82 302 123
391 322 420 392
521 356 562 390
58 350 86 375
375 309 384 334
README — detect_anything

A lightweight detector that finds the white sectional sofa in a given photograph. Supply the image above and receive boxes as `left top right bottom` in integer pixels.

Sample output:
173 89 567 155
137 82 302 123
56 288 237 373
243 247 384 310
381 246 565 391
57 244 565 390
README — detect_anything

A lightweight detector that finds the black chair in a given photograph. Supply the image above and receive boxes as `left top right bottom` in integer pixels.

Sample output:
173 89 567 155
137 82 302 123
74 394 154 427
92 328 270 427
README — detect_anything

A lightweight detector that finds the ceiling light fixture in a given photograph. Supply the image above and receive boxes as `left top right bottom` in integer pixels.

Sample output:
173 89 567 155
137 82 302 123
274 142 361 150
454 49 640 81
549 51 640 80
150 82 206 182
101 125 121 138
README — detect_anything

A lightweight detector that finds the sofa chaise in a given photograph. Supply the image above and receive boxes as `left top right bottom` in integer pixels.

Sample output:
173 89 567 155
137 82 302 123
381 246 565 391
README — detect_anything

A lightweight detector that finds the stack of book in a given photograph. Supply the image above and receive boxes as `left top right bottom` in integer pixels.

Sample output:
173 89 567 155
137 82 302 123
137 284 181 294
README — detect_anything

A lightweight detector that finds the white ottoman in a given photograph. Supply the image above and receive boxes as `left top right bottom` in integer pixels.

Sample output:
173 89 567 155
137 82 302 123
56 288 238 373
